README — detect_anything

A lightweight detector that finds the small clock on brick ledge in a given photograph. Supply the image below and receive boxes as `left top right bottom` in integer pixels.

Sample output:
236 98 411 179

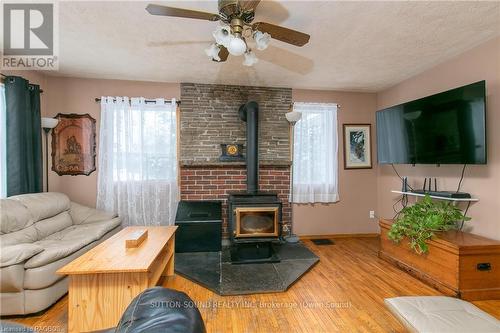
220 144 245 162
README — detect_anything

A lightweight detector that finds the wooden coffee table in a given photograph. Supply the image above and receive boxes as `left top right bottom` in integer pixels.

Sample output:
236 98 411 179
57 226 177 333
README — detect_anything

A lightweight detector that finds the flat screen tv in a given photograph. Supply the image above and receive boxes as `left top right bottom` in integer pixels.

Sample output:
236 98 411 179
376 81 486 165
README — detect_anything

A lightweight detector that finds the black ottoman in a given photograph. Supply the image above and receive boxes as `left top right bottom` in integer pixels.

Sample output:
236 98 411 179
96 287 206 333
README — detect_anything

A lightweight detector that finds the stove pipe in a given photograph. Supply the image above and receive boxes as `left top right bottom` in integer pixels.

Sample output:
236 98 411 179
239 101 259 193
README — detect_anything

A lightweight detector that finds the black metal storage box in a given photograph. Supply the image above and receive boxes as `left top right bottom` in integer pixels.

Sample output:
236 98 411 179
175 200 222 253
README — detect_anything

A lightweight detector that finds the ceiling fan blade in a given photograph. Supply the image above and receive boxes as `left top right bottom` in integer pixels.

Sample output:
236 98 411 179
146 4 219 21
239 0 261 12
252 22 310 47
213 46 229 62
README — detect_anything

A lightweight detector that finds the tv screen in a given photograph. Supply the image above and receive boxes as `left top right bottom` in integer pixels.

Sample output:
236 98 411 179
376 81 486 165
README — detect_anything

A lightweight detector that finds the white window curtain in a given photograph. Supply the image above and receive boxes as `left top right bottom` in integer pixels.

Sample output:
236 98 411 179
292 102 338 203
0 84 6 198
97 97 178 226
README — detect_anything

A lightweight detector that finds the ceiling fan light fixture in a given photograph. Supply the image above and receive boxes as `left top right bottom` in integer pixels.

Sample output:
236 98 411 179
253 30 271 50
213 24 232 47
145 3 311 66
205 43 221 61
227 36 247 56
243 50 258 66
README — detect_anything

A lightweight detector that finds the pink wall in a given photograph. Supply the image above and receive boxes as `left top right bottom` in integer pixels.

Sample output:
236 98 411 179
376 36 500 240
292 89 379 236
36 76 379 236
42 76 180 207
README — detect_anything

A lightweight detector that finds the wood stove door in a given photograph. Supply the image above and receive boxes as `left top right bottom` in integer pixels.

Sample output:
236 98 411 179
235 207 279 238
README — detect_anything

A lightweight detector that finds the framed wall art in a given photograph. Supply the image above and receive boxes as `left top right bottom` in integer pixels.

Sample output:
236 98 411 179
343 124 372 169
51 113 96 176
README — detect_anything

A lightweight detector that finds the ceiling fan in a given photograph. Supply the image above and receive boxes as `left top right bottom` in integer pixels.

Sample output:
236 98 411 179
145 0 310 66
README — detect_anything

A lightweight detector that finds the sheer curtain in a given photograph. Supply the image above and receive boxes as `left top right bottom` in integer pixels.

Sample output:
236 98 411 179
292 102 338 203
97 97 178 226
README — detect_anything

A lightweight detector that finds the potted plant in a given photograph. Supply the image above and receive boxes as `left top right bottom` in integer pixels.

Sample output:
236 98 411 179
388 195 470 254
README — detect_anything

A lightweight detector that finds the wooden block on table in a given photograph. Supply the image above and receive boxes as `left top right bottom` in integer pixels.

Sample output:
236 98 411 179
125 229 148 248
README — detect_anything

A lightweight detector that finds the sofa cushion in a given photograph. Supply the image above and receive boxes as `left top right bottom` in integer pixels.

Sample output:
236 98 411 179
0 243 44 268
385 296 500 333
0 199 34 234
33 211 73 240
24 226 120 289
0 225 38 246
44 218 122 243
70 202 118 225
9 192 71 223
24 239 91 269
24 218 122 268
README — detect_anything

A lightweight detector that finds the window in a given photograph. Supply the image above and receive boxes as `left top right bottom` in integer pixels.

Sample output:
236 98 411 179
111 99 177 181
292 102 339 203
0 84 6 198
96 97 178 226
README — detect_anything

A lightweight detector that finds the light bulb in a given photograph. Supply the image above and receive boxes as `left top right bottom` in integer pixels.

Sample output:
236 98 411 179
228 37 247 56
213 25 232 48
254 31 271 51
243 50 258 66
204 43 221 61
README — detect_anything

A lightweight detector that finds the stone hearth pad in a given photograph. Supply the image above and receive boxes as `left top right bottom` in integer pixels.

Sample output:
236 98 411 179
175 243 319 295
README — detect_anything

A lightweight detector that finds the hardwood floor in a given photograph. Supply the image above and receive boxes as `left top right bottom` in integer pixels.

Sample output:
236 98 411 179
6 237 500 332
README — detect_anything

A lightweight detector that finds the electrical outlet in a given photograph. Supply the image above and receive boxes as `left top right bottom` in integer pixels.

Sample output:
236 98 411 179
369 211 375 219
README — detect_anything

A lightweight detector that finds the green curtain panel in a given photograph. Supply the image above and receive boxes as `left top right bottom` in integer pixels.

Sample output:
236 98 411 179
5 76 43 196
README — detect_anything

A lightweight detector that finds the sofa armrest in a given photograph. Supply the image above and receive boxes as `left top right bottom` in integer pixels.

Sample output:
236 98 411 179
70 202 118 225
0 243 44 268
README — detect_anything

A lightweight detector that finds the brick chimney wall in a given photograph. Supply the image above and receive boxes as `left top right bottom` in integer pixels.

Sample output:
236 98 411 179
179 83 292 237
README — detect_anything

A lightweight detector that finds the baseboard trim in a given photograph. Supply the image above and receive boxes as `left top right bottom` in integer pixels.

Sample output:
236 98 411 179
299 233 380 240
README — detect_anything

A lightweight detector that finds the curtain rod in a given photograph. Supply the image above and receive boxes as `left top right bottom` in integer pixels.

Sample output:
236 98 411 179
95 97 181 105
0 73 44 93
291 101 340 108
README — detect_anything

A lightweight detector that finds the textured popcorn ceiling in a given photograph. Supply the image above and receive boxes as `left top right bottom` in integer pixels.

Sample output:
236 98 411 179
48 1 500 91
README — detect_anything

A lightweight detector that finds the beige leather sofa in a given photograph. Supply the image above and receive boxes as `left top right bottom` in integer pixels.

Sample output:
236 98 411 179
0 192 121 315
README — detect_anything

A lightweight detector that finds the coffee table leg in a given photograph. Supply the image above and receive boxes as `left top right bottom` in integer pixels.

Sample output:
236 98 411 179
163 237 175 277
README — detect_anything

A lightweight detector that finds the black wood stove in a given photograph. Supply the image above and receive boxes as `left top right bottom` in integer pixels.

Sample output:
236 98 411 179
228 101 283 263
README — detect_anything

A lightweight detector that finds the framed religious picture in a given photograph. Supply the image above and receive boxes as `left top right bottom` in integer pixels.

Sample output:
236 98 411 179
51 113 96 176
343 124 372 169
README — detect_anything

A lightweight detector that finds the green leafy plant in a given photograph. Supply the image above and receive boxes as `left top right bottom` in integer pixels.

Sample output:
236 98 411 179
388 195 470 254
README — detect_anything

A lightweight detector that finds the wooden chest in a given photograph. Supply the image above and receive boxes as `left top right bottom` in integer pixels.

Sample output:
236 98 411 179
379 219 500 300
